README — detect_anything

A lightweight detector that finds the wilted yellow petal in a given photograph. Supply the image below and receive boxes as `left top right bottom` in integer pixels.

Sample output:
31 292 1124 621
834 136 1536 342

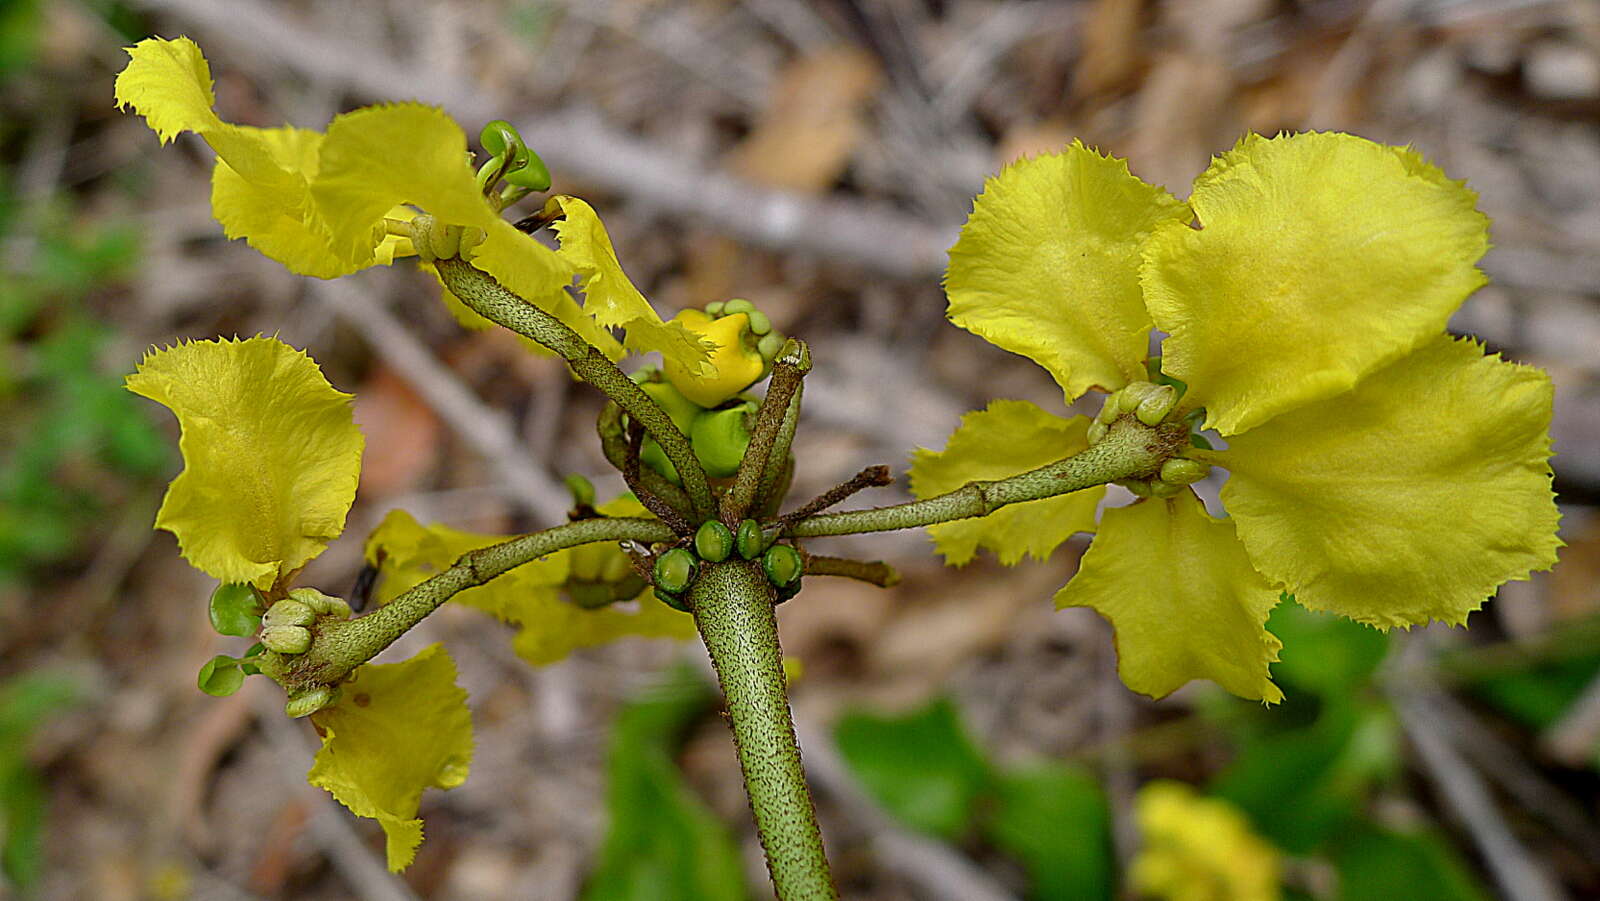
1055 492 1283 702
1217 335 1560 629
550 196 711 371
308 645 472 872
365 507 692 665
126 337 363 590
946 142 1189 402
1143 132 1489 435
908 400 1103 565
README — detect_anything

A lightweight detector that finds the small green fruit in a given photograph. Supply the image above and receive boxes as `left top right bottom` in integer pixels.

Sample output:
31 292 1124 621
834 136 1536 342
695 520 735 562
762 544 803 588
654 548 698 595
736 519 765 560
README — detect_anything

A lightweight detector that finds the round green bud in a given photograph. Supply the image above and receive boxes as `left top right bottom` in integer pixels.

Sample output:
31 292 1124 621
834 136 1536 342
284 686 335 719
736 519 765 560
745 310 772 336
290 587 351 619
1135 385 1179 426
263 599 315 628
1118 381 1160 414
704 300 726 316
261 624 311 655
722 298 756 316
654 548 698 595
1148 479 1184 498
690 403 754 478
695 520 735 563
756 332 785 361
762 544 803 588
1159 458 1210 486
564 473 597 509
1086 421 1109 446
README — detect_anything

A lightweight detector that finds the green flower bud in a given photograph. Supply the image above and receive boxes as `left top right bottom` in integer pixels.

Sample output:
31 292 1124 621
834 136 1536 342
1135 384 1179 426
564 473 596 509
263 599 315 628
1148 479 1184 498
736 519 765 560
261 624 311 655
1086 421 1109 446
695 520 735 562
1159 458 1210 485
1094 393 1120 425
691 403 754 478
762 544 803 589
284 685 335 719
745 310 772 336
705 300 726 316
722 298 756 316
290 587 351 619
654 547 698 595
197 656 245 697
757 332 785 361
1117 381 1159 414
209 582 262 637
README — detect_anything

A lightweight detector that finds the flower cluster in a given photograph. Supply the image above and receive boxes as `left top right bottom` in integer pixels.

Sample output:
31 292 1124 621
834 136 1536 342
912 133 1561 702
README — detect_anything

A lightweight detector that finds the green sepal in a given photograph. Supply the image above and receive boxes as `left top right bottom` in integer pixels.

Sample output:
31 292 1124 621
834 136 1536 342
695 521 734 563
208 582 263 637
691 402 754 478
654 548 699 595
197 655 246 697
736 519 764 560
761 544 803 588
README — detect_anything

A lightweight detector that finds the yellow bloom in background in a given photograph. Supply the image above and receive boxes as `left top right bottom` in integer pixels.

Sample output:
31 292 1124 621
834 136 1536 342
114 36 708 373
913 133 1561 702
1131 781 1281 901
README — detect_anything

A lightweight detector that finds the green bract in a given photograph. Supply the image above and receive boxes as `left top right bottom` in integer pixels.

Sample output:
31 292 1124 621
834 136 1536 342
917 133 1561 702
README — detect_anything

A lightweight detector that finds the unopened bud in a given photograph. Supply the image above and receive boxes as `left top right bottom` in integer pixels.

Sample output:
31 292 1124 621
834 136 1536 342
695 520 735 563
736 519 765 559
654 548 698 595
290 587 351 619
722 298 756 316
1135 385 1179 426
284 686 335 719
261 624 311 655
1159 458 1210 485
745 311 772 335
263 599 315 628
1086 421 1109 445
1120 479 1153 498
757 332 785 361
704 300 726 316
762 544 804 589
1148 479 1184 498
1117 381 1160 415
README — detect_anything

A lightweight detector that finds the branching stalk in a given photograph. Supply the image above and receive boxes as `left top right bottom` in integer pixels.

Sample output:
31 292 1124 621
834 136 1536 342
724 340 810 524
434 257 715 520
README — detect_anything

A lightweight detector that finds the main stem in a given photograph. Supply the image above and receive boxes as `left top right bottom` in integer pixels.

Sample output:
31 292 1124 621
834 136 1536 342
691 561 836 900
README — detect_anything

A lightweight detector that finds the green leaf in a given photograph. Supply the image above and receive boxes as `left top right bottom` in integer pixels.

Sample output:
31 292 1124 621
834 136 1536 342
834 697 991 840
1267 603 1390 698
1465 650 1600 731
208 582 263 637
983 762 1113 901
582 664 745 901
1335 824 1491 901
196 655 245 697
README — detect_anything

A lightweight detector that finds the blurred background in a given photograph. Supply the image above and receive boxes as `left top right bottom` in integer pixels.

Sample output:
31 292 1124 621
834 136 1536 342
2 0 1599 898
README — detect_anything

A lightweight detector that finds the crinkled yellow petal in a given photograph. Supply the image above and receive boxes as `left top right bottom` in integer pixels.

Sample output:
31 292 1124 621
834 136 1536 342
945 142 1189 402
210 126 349 278
116 37 341 276
365 507 693 665
1217 335 1560 630
1142 132 1489 435
1055 492 1283 702
550 196 711 371
471 220 626 357
307 645 472 872
126 337 363 590
908 400 1103 566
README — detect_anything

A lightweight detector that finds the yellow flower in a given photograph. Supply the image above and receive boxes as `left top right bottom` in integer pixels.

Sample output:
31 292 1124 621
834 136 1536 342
1132 781 1281 901
114 37 708 373
912 134 1561 702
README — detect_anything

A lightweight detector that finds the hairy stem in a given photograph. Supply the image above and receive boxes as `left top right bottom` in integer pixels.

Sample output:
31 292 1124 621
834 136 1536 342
803 555 900 587
262 517 674 689
755 383 802 519
434 257 715 520
596 401 694 516
784 417 1184 539
724 340 810 523
691 561 836 900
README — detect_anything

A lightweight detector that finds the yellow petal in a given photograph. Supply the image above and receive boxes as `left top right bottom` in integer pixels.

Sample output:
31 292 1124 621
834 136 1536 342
1216 335 1561 629
1143 132 1490 435
365 508 693 665
471 220 624 357
1055 492 1283 702
908 400 1104 565
550 196 711 371
1132 781 1282 901
116 37 340 276
945 142 1189 402
126 337 363 590
307 645 472 872
661 310 764 407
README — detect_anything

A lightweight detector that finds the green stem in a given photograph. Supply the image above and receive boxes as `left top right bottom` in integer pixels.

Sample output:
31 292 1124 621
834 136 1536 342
434 257 715 522
755 381 803 517
784 417 1184 539
262 517 674 689
724 340 810 523
691 561 836 900
596 401 694 516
